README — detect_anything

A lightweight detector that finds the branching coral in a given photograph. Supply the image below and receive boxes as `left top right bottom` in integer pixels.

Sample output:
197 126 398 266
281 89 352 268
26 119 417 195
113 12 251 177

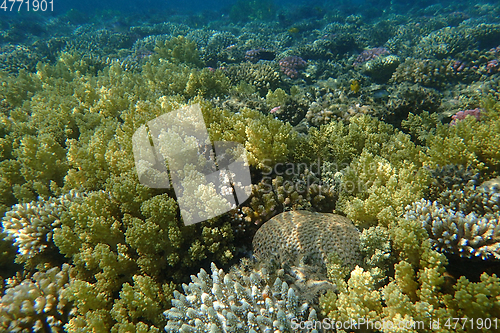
153 36 204 67
405 199 500 260
338 150 430 227
164 262 318 332
2 190 84 266
321 215 500 332
422 113 500 176
404 179 500 260
0 264 73 332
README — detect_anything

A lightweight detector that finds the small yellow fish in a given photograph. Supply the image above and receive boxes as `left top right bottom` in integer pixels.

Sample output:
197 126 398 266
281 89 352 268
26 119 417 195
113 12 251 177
288 27 300 34
350 80 360 93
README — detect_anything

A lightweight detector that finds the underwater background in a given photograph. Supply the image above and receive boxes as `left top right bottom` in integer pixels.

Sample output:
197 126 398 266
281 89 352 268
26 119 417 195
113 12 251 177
1 0 500 332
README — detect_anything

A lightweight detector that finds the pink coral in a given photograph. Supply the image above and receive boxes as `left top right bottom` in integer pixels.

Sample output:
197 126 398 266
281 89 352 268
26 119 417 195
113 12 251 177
450 108 482 125
279 56 306 78
353 47 390 66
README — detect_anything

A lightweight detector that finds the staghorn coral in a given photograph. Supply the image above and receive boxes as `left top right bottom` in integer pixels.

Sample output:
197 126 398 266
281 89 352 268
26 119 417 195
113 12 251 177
1 190 85 266
164 262 318 333
404 197 500 260
253 211 362 273
0 264 73 332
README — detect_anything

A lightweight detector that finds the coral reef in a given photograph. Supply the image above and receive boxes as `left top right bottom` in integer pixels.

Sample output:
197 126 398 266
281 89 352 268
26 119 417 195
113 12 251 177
320 212 500 332
3 4 500 332
361 54 401 83
244 49 275 63
353 47 390 67
1 190 84 266
450 108 482 125
224 62 281 95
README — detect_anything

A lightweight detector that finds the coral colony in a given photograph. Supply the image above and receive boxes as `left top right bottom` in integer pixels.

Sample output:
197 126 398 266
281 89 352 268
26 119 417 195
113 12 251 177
2 1 500 332
278 56 307 79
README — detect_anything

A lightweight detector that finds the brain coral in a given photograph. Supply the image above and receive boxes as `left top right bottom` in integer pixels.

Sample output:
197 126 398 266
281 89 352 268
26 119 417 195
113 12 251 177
252 211 361 271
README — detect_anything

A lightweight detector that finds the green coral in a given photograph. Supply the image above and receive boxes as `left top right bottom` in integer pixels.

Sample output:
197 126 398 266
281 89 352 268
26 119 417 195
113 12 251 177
321 215 500 333
305 115 429 227
153 36 203 67
423 114 500 177
265 88 290 108
0 45 309 331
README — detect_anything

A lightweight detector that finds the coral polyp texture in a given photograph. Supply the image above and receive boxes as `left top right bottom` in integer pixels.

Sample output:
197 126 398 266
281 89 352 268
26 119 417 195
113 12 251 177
164 262 318 333
253 211 362 271
406 199 500 259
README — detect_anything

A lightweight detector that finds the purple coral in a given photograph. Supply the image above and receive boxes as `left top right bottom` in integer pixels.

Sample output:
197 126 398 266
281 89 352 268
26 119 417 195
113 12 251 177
353 47 390 66
450 108 482 125
279 56 307 78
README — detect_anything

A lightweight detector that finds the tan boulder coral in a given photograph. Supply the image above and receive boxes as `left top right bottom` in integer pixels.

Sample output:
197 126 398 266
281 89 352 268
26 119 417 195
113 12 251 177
253 210 362 271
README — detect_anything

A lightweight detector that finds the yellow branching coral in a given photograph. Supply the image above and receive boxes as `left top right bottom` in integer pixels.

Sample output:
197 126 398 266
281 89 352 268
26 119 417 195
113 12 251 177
203 104 302 169
308 114 422 168
321 266 383 324
110 275 174 332
339 150 430 227
418 106 500 178
321 211 500 333
153 36 203 67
